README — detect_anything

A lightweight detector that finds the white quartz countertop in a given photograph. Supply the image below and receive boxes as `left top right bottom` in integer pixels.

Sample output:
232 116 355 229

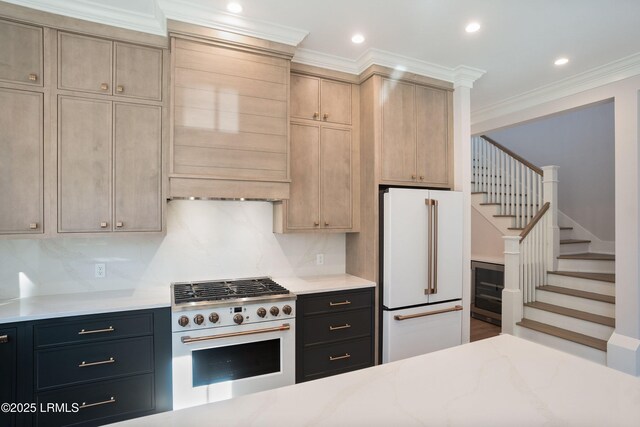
113 334 640 427
0 274 374 324
276 274 375 295
0 288 171 324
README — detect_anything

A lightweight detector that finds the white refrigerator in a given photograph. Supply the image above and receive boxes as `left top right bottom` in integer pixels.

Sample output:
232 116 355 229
381 188 463 363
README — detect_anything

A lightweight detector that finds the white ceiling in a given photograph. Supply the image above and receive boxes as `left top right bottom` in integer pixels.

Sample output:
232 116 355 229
6 0 640 115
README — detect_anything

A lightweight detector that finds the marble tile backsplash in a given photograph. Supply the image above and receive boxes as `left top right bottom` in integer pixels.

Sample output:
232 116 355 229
0 201 346 299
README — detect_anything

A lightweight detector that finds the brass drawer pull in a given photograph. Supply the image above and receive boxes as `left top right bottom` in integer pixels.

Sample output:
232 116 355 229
0 335 8 344
29 223 38 229
79 326 114 335
116 221 124 228
329 300 351 307
329 353 351 361
79 357 115 368
324 222 329 226
100 83 109 91
29 73 38 81
313 112 319 119
79 396 115 409
116 85 124 93
394 305 462 321
100 222 108 228
313 221 319 226
329 324 351 331
181 324 290 344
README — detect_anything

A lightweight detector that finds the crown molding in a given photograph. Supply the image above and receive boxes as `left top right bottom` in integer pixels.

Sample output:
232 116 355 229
158 0 308 46
2 0 167 35
472 52 640 125
294 47 486 85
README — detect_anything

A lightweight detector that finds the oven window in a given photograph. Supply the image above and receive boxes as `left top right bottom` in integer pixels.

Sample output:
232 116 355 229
192 339 281 387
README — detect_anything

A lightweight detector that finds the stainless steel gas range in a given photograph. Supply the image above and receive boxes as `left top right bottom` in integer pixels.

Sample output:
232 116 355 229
171 277 296 410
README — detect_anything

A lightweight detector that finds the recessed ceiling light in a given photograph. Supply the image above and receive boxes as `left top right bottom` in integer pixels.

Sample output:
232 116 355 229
227 2 242 13
465 22 481 33
351 34 365 44
554 57 569 66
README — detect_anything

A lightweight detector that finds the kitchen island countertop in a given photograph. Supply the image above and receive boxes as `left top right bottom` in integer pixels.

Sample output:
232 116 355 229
113 334 640 426
0 274 374 324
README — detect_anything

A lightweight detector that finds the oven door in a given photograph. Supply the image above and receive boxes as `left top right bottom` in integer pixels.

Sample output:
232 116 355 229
172 320 295 410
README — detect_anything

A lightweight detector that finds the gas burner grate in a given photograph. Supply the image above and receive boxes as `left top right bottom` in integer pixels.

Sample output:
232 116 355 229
173 277 289 305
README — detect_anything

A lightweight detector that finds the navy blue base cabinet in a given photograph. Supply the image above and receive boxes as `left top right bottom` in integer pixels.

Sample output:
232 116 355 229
0 308 172 426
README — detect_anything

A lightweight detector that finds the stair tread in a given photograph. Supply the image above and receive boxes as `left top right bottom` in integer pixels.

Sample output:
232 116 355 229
560 226 573 230
471 192 487 195
508 227 524 230
517 319 608 351
558 252 615 261
548 271 615 283
538 285 615 304
493 214 516 218
479 202 500 206
524 301 615 327
560 239 591 244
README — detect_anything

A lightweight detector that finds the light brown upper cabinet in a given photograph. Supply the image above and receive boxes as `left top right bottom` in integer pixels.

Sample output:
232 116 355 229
58 96 162 233
290 74 351 125
0 19 43 87
379 77 452 187
0 88 43 234
274 70 359 233
58 32 162 101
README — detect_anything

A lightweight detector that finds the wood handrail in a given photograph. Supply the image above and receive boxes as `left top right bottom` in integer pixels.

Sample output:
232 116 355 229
519 202 550 242
480 135 543 175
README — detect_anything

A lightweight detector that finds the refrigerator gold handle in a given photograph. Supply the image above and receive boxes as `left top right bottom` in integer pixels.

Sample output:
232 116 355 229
433 199 439 295
394 305 462 321
424 199 432 295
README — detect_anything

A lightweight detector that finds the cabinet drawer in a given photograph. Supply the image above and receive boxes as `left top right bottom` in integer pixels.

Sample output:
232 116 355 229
36 374 154 427
303 308 371 345
302 337 372 380
35 312 153 348
36 336 153 390
302 289 372 315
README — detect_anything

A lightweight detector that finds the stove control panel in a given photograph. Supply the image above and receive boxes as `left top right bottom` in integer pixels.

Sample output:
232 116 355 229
172 300 295 331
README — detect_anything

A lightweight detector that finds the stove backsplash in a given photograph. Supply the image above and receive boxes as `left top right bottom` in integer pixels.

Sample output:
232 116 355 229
0 201 345 299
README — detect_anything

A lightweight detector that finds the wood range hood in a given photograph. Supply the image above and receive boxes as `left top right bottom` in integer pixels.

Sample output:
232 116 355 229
167 20 295 203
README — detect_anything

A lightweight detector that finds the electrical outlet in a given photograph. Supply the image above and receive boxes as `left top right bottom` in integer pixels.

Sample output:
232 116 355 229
95 263 106 278
316 253 324 265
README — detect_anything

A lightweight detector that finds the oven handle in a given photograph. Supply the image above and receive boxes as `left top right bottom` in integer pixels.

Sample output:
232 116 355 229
180 323 291 344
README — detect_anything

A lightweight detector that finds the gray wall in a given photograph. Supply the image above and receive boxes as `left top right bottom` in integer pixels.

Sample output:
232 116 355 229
486 101 615 241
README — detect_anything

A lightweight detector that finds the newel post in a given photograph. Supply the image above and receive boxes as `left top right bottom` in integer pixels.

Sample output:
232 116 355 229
502 236 522 335
542 166 559 271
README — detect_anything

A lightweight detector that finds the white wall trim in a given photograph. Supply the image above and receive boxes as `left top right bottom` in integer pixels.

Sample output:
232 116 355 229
158 0 308 46
472 52 640 125
3 0 167 35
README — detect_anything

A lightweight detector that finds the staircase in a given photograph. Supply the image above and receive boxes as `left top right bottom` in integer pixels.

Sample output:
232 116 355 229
472 135 615 365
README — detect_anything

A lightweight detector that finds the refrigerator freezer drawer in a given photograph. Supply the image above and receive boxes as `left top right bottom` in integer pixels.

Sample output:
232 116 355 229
382 301 462 363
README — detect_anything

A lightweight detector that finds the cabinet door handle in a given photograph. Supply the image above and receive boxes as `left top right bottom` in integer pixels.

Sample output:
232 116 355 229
313 112 319 119
79 357 115 368
29 223 38 230
116 85 124 93
411 174 417 180
116 221 124 228
323 113 329 120
313 221 319 226
329 324 351 331
28 73 38 81
329 300 351 307
79 397 115 409
329 353 351 361
324 221 330 226
0 335 8 344
100 222 108 228
100 83 109 91
78 326 114 335
420 176 425 181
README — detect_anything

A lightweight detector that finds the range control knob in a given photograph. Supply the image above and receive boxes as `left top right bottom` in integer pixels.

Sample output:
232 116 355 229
257 307 267 318
282 305 292 315
194 314 204 325
178 315 189 327
270 306 279 316
209 312 219 323
233 314 244 325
